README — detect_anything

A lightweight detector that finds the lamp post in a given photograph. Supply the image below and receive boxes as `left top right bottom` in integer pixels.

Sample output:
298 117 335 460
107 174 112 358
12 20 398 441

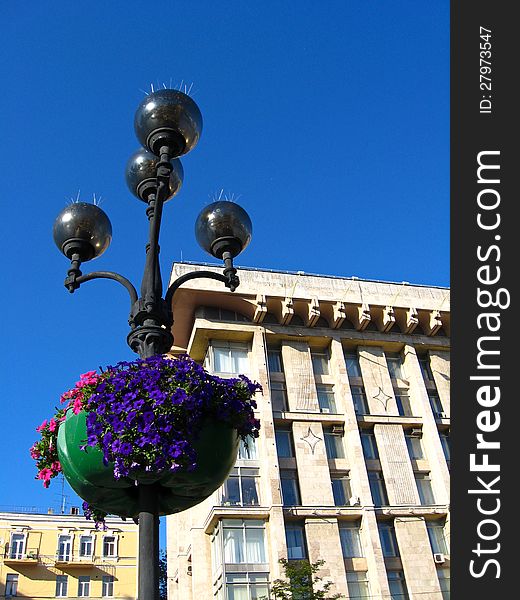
52 89 253 600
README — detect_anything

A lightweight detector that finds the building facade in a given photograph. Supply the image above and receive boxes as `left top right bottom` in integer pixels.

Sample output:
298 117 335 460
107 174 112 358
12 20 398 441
166 263 450 600
1 510 138 599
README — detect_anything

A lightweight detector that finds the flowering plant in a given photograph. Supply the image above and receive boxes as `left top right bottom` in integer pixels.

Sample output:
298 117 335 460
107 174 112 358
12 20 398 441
31 354 261 513
30 408 66 487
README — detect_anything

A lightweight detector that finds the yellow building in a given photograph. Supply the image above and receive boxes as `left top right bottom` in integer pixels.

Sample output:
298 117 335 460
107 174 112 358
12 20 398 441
1 510 138 599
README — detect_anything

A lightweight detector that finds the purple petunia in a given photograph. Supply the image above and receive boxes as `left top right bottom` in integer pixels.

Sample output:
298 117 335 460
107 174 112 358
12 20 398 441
79 354 261 480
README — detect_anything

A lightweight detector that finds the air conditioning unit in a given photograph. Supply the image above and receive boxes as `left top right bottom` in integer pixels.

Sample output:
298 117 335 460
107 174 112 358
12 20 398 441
409 428 422 438
332 425 344 435
321 408 331 413
434 553 446 564
436 412 447 419
349 496 361 506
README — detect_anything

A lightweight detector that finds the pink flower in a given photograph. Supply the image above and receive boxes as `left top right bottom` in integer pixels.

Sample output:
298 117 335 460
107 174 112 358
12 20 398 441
48 418 57 432
73 398 83 414
80 370 97 379
29 445 41 459
37 468 53 488
36 420 48 432
76 371 98 388
60 390 74 403
51 461 62 472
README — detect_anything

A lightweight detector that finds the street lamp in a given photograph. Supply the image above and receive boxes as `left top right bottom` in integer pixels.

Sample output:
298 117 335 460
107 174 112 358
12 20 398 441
52 89 253 600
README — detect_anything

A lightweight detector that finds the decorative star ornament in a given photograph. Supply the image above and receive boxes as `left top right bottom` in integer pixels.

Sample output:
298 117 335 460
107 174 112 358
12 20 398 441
301 426 322 454
372 387 392 411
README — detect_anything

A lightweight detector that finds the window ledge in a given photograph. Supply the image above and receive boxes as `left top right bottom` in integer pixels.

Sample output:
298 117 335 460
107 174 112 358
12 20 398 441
203 506 271 534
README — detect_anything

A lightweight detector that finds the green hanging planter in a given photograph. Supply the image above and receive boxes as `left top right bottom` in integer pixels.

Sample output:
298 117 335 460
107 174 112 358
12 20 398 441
31 355 260 522
57 410 239 518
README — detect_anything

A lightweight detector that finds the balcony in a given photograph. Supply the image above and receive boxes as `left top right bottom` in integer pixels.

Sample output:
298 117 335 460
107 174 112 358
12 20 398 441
54 554 102 567
3 548 39 565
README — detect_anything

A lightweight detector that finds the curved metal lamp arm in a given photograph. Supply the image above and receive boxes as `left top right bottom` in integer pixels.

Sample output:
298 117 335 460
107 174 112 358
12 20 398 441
164 269 238 309
64 256 138 308
74 272 139 305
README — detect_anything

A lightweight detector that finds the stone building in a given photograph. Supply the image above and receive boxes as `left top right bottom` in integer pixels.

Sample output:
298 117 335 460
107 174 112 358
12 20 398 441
166 262 450 600
0 509 138 598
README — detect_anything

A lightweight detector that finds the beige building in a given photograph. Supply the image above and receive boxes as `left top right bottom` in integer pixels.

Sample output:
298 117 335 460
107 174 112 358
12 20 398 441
166 263 450 600
1 510 138 599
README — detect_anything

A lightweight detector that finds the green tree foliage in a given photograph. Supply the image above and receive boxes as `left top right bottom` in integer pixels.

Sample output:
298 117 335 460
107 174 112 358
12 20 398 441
271 558 344 599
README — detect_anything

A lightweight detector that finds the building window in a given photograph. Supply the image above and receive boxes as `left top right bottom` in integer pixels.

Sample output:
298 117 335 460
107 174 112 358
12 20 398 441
285 523 307 560
79 535 93 557
102 575 114 597
439 431 450 464
57 534 72 561
55 575 68 597
368 472 389 506
419 356 435 382
324 430 345 459
271 381 288 411
225 573 270 600
360 430 379 460
275 429 295 458
351 385 370 415
428 391 445 417
378 522 399 557
207 341 249 375
344 352 362 378
427 522 449 555
212 520 269 599
386 353 406 380
238 436 258 460
201 306 249 322
395 392 412 416
331 474 352 506
405 433 424 460
6 574 18 597
311 349 330 375
437 567 451 600
415 473 435 505
78 576 90 597
339 523 363 558
267 348 284 373
103 536 116 557
346 572 370 599
387 571 409 600
316 384 337 413
280 470 301 506
222 467 260 506
9 533 25 559
222 520 266 564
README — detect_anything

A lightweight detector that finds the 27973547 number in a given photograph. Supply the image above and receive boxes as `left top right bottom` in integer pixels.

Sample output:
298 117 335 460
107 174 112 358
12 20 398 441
480 26 492 92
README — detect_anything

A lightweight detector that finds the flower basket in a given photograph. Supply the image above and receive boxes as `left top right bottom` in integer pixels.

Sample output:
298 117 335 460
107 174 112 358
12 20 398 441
31 355 260 521
57 410 239 517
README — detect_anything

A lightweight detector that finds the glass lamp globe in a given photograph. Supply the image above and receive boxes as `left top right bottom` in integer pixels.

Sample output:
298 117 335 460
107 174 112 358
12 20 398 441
195 201 252 259
125 148 184 202
53 202 112 261
134 89 203 158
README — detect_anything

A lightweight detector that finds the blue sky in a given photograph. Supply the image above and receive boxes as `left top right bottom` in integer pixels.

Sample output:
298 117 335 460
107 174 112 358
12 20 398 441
1 1 448 538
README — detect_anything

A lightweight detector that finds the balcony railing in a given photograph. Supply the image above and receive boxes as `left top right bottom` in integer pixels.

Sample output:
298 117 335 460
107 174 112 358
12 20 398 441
54 553 116 566
3 548 39 563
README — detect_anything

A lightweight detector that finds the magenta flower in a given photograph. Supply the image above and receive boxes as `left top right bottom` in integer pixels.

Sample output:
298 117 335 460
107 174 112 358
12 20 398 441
36 419 48 432
37 468 53 488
